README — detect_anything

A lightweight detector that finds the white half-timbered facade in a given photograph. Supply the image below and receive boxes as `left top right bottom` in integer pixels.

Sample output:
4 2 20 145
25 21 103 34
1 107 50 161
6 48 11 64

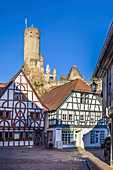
0 69 47 147
41 79 108 149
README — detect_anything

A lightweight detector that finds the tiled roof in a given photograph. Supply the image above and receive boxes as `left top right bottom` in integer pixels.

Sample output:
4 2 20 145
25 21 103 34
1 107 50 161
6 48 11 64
40 79 92 111
51 85 61 90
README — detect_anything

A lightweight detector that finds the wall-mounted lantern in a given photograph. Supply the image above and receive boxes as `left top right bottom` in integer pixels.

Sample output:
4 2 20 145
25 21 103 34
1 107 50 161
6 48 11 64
90 81 98 93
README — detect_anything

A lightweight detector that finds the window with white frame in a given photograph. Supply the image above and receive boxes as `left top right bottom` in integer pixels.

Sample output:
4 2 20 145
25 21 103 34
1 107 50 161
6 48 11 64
80 113 85 121
63 114 66 120
100 131 105 143
62 129 74 145
90 131 105 144
69 114 73 121
62 111 67 120
90 112 95 122
90 131 95 144
81 93 84 103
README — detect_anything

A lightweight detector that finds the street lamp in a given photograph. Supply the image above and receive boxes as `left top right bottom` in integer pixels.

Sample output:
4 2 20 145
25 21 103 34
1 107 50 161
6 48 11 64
90 81 98 93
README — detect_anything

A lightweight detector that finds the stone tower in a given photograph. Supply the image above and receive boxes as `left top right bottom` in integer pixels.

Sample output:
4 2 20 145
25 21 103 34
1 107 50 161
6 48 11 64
23 26 57 96
24 27 44 72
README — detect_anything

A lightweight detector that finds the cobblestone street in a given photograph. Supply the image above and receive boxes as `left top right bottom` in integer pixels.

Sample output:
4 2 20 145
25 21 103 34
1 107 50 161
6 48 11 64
0 147 88 170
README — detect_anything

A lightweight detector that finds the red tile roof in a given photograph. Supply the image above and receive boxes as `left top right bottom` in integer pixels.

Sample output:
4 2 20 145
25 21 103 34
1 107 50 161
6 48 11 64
51 85 61 90
40 79 92 111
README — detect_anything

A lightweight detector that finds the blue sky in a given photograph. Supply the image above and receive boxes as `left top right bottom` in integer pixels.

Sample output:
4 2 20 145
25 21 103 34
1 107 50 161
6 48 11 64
0 0 113 82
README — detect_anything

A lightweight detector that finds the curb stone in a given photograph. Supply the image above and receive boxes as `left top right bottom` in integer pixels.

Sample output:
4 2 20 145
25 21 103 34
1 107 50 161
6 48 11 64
86 159 93 170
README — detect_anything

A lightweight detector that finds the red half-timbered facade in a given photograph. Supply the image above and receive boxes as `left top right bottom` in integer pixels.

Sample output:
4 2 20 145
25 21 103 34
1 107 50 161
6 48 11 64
0 69 48 147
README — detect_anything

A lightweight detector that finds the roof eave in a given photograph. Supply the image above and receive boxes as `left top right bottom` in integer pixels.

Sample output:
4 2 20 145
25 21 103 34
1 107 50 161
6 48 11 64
93 22 113 78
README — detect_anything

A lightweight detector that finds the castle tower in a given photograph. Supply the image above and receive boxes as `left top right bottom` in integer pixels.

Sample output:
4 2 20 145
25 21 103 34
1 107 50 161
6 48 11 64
24 27 41 70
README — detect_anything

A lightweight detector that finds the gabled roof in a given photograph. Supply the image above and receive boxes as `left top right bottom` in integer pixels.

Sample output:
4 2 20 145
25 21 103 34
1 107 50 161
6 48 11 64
0 69 48 110
40 79 92 111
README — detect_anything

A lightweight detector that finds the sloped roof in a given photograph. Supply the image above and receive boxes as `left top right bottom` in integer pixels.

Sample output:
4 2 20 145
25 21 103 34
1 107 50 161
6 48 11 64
40 79 92 111
93 22 113 78
0 69 48 110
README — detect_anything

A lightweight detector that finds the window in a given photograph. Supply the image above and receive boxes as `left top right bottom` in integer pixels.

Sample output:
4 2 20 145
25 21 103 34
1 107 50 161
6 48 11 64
25 132 28 138
81 98 84 103
14 133 19 139
62 129 74 145
22 94 27 101
36 113 40 119
81 93 84 103
20 132 23 138
9 132 12 138
28 132 33 139
0 111 3 117
6 112 9 118
5 132 8 139
26 132 32 139
63 114 66 120
80 113 85 121
30 112 34 119
90 113 95 122
85 94 88 103
90 131 105 144
0 132 2 138
90 131 95 144
100 131 105 143
69 114 73 121
14 93 20 100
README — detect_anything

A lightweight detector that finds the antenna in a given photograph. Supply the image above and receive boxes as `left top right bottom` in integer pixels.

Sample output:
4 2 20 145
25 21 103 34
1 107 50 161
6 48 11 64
25 18 27 28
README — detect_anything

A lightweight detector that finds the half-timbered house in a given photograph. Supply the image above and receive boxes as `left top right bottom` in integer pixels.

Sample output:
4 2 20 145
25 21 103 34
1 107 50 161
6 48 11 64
41 79 108 149
0 69 48 147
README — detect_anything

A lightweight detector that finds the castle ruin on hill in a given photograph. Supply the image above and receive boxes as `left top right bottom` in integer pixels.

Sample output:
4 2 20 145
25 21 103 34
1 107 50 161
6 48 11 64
23 26 102 96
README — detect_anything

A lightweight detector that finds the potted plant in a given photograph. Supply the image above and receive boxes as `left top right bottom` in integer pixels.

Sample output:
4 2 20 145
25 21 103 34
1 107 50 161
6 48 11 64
8 137 14 141
20 137 24 140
